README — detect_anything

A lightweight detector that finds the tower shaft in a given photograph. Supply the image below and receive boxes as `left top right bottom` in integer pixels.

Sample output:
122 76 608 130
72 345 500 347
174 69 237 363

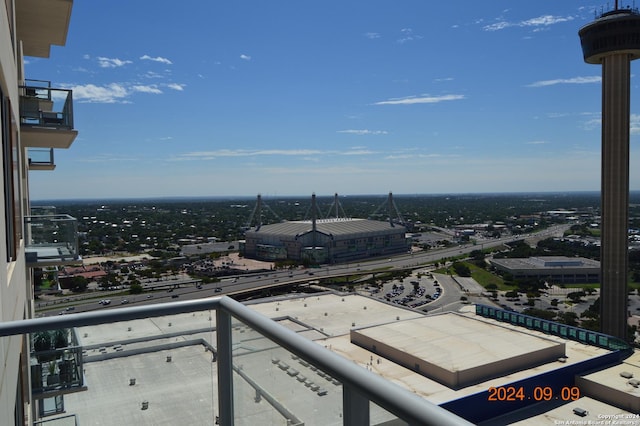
600 53 631 338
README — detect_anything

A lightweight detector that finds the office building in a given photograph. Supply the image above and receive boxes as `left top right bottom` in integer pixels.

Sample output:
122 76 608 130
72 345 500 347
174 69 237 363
490 256 600 284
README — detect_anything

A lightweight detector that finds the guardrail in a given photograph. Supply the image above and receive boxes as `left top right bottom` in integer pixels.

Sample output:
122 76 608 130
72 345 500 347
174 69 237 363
0 297 473 425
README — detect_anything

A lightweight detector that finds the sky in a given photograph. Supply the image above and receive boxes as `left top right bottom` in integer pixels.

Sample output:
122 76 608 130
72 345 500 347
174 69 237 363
24 1 640 200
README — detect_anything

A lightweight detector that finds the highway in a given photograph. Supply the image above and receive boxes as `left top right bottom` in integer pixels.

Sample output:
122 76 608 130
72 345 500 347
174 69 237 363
39 224 570 316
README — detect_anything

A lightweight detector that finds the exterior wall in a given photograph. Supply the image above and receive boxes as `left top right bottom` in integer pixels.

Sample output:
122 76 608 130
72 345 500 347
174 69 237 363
576 374 640 413
490 259 600 284
243 223 408 263
0 1 31 423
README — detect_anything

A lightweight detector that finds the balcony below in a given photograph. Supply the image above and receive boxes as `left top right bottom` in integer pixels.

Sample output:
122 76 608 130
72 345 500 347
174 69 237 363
25 215 81 267
28 148 56 171
20 83 77 149
31 329 85 398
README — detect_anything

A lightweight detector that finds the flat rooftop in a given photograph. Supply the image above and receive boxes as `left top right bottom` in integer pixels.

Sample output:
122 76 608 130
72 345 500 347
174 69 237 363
53 293 633 425
351 313 565 388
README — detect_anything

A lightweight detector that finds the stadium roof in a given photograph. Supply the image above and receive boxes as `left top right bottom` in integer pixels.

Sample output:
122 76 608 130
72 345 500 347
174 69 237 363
248 218 405 238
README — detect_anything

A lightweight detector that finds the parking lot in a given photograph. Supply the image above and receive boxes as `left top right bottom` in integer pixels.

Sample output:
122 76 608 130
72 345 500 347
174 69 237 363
366 269 444 310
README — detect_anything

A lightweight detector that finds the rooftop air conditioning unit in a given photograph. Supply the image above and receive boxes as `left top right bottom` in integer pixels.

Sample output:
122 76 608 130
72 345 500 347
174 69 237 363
573 407 588 417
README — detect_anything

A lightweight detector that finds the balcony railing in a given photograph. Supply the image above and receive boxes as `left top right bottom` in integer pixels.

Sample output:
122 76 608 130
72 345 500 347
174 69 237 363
25 215 81 267
19 80 77 149
0 297 473 426
28 148 56 171
30 328 85 397
34 414 78 426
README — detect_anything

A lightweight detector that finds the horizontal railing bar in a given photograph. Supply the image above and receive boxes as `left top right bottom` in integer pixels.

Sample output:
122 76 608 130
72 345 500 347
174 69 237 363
0 297 222 336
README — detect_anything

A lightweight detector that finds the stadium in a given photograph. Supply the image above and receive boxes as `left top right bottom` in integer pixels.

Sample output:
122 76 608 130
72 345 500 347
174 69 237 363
240 193 410 263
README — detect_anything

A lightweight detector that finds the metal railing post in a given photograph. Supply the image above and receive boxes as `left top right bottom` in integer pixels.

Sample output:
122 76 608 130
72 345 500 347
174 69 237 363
216 307 234 426
343 384 369 426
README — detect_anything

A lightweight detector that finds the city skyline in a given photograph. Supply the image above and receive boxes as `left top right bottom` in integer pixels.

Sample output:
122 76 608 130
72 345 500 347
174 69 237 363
25 1 640 200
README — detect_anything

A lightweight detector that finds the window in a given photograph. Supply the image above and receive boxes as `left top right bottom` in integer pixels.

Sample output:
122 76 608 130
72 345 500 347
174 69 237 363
2 93 22 262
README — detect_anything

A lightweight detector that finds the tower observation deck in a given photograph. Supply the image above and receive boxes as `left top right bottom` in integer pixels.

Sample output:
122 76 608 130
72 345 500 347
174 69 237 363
579 5 640 340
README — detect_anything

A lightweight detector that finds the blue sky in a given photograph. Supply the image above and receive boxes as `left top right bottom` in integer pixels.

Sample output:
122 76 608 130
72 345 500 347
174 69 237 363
25 1 640 200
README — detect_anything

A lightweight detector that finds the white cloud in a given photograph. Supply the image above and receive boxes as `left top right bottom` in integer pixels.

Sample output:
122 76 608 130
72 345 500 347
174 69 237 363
180 149 322 159
397 28 422 43
527 76 601 87
484 14 574 31
63 82 167 103
374 94 465 105
132 85 162 94
364 32 381 39
140 55 173 65
177 148 379 160
97 57 132 68
167 83 185 91
66 83 129 103
526 140 548 145
631 114 640 135
337 129 388 135
240 54 251 61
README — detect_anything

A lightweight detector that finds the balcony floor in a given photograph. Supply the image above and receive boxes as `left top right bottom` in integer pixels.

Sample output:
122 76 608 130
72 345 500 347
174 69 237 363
26 247 81 267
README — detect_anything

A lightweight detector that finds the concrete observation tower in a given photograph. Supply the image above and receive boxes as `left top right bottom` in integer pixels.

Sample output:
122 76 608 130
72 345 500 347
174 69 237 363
579 2 640 340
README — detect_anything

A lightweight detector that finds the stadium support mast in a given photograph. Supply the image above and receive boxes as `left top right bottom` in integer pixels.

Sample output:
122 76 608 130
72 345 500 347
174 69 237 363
311 193 318 248
246 194 282 231
245 193 263 231
579 3 640 339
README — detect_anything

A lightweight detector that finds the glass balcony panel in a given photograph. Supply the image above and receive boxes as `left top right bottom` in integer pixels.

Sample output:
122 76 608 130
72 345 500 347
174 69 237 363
0 298 472 425
20 81 74 129
25 215 80 267
370 401 409 425
231 319 344 425
28 148 55 170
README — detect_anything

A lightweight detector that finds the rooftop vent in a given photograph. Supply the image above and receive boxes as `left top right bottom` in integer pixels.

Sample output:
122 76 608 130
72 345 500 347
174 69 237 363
573 407 588 417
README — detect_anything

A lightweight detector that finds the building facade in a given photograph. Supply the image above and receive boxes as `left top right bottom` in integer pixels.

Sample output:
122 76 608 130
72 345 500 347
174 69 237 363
1 1 78 424
490 256 600 284
241 218 409 264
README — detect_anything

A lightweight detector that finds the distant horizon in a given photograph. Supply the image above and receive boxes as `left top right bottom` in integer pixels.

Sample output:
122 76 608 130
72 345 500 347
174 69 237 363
31 189 614 205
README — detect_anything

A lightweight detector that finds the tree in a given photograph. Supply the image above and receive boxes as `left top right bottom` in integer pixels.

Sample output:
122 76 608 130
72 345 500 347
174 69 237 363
567 291 586 304
70 276 88 292
557 311 579 326
452 262 471 277
129 282 143 294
